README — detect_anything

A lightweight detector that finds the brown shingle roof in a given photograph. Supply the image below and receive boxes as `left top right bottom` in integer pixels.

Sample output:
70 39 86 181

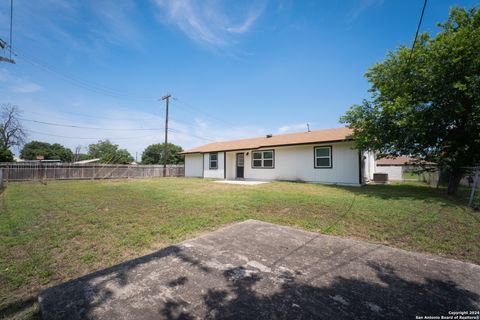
376 156 414 166
376 156 436 166
182 127 353 154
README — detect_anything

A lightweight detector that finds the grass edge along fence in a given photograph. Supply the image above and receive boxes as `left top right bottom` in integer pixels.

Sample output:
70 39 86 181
0 163 184 182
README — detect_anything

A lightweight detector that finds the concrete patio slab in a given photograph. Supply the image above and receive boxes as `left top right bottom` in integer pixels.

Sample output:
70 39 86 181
214 180 270 185
39 220 480 320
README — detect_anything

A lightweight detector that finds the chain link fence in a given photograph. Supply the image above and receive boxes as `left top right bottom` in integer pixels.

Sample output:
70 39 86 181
459 167 480 209
397 165 478 209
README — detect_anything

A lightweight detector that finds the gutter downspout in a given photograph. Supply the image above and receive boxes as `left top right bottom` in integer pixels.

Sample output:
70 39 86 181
358 150 363 185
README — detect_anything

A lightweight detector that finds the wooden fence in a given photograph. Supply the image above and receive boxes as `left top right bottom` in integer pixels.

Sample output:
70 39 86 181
0 163 184 182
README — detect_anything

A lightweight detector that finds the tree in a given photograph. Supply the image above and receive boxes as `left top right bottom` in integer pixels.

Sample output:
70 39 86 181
0 104 26 160
340 7 480 194
20 141 73 162
0 145 14 162
49 143 74 162
87 140 134 164
0 104 26 149
72 145 93 162
141 143 184 165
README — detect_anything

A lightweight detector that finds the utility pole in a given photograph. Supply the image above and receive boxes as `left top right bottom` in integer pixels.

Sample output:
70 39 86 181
161 94 171 177
0 0 15 64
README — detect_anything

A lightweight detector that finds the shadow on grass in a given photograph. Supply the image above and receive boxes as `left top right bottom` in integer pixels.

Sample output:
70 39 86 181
321 183 480 225
0 295 41 320
38 243 480 320
322 182 470 208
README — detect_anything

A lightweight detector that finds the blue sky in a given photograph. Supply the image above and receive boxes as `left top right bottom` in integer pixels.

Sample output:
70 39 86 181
0 0 477 158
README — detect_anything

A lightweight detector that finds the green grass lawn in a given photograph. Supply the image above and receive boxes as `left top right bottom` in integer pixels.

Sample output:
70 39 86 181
1 178 479 319
402 172 422 180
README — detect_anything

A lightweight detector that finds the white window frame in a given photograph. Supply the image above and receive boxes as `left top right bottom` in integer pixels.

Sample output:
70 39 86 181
314 146 332 169
209 152 218 170
252 150 274 169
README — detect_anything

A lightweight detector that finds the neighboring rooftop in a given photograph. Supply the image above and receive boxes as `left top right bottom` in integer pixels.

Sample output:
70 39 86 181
376 156 415 166
73 158 101 164
182 127 353 154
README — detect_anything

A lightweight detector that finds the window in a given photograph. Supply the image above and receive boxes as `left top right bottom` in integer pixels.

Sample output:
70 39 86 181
252 150 274 168
209 153 218 169
314 146 332 168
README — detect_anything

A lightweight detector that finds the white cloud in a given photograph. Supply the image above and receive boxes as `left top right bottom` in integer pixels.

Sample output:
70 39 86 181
153 0 266 46
7 0 144 63
277 123 310 134
226 5 265 34
10 83 44 93
0 68 44 93
90 0 144 48
167 116 267 150
348 0 384 23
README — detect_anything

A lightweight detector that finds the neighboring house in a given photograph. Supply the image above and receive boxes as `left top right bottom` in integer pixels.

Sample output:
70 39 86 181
182 127 376 186
375 156 416 181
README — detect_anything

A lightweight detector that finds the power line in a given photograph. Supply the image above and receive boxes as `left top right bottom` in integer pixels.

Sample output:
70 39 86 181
24 127 215 143
9 0 13 59
20 117 164 131
168 127 216 142
408 0 428 65
9 49 238 131
9 52 234 128
24 124 215 144
24 108 159 122
173 98 235 127
23 108 221 141
0 0 15 63
21 107 217 142
24 129 158 140
11 47 157 101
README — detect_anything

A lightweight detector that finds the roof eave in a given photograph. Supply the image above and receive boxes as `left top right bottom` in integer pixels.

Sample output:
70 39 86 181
182 138 354 155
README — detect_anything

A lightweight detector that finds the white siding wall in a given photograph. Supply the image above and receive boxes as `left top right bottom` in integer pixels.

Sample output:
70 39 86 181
225 152 236 180
375 165 403 181
203 152 225 179
223 141 360 185
362 151 376 181
184 154 203 177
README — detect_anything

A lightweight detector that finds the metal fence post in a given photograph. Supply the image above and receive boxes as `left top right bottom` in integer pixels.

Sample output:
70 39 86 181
468 170 479 207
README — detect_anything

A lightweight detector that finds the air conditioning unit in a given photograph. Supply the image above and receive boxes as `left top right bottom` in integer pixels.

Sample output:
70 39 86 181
373 173 388 183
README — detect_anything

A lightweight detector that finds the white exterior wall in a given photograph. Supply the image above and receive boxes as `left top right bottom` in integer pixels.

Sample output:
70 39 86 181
225 152 236 180
203 152 225 179
223 141 360 185
375 165 403 181
362 151 376 181
184 154 203 177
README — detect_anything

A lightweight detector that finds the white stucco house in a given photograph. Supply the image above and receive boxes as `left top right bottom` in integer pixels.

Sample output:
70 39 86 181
182 127 377 186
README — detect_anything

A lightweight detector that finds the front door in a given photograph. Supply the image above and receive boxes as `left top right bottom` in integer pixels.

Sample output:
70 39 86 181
236 153 244 178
